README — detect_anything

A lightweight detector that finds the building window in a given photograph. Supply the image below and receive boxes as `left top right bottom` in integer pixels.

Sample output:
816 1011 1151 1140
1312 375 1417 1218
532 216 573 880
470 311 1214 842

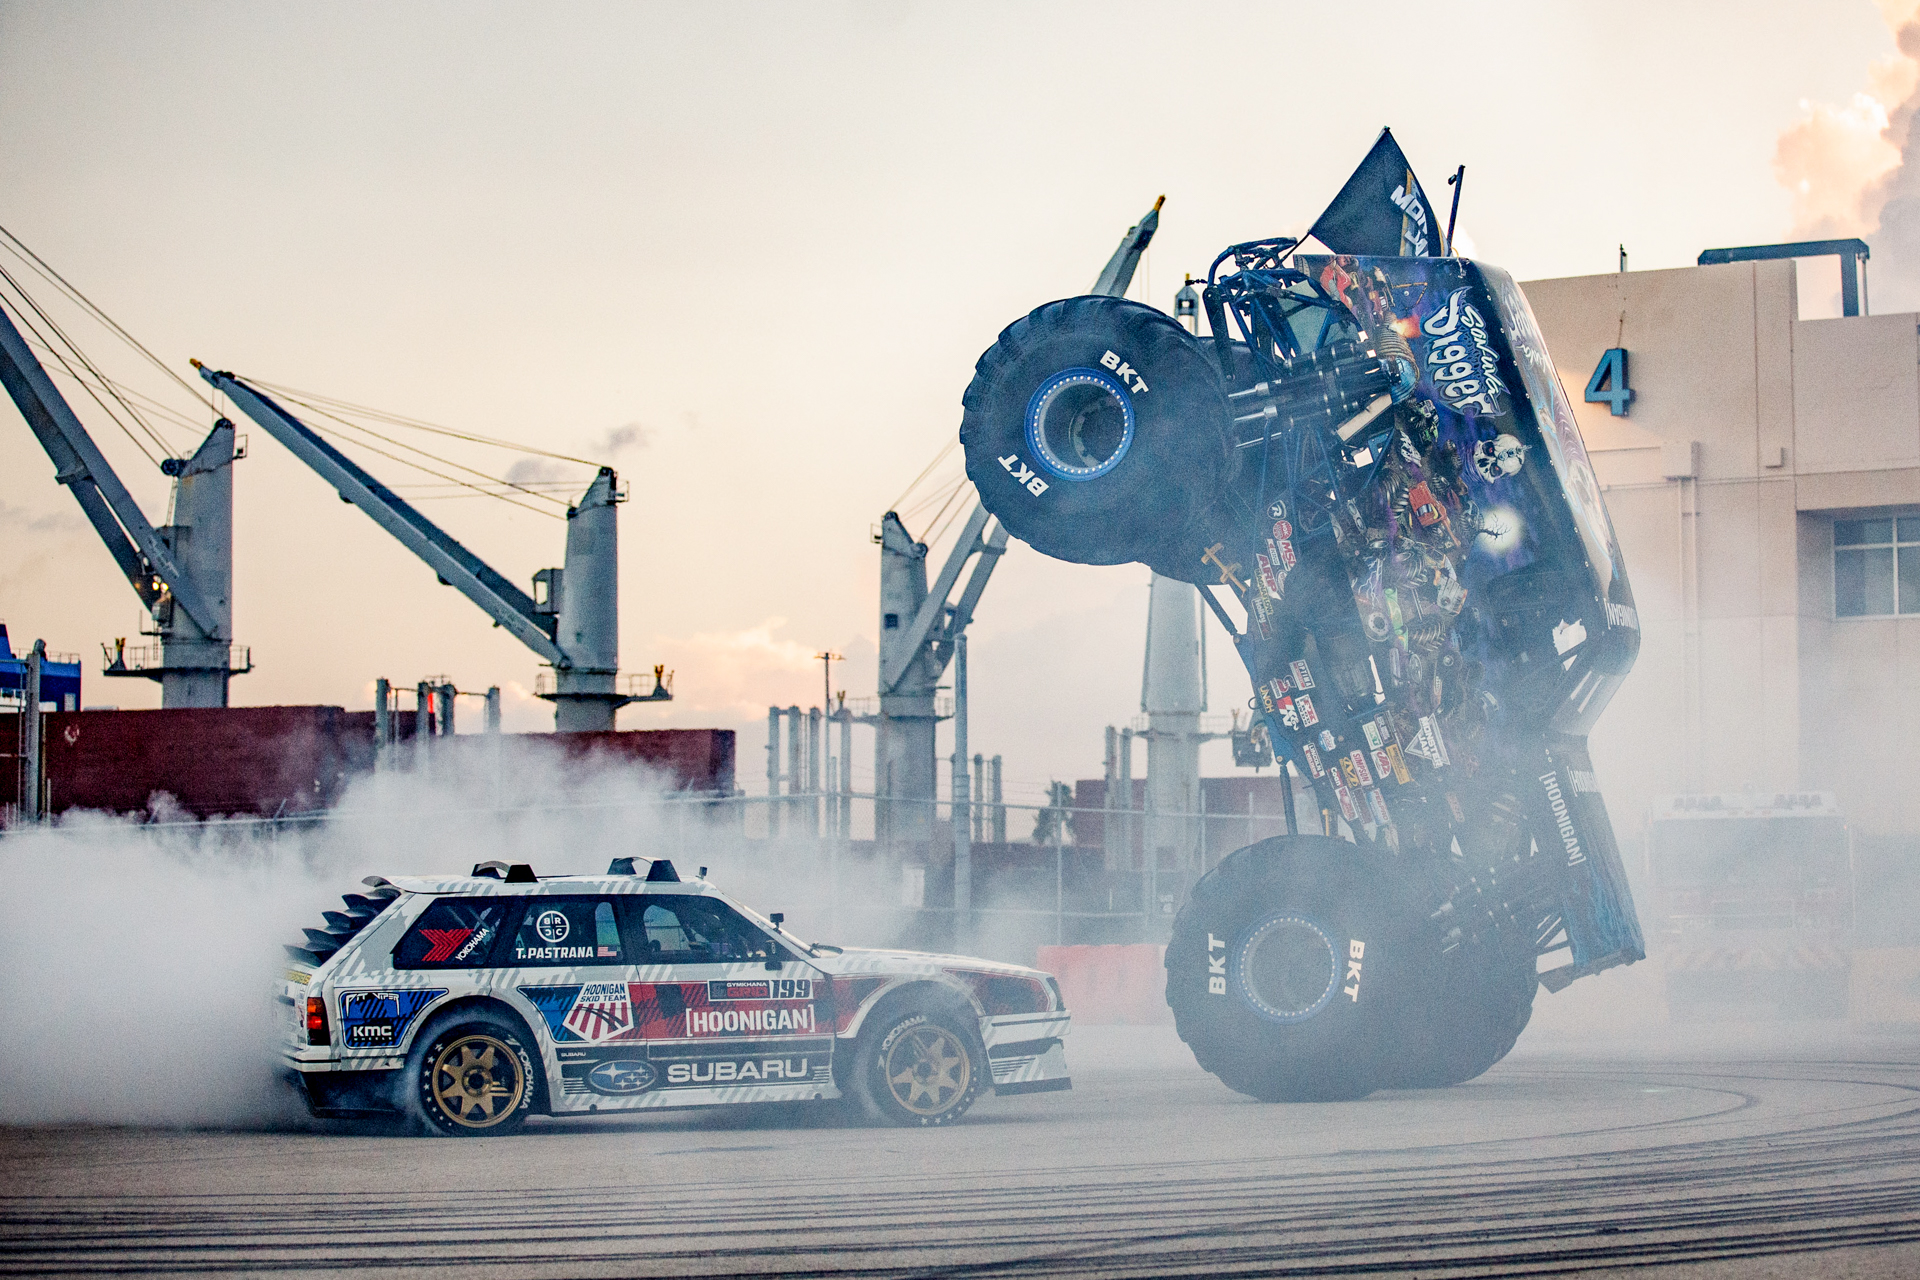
1834 516 1920 616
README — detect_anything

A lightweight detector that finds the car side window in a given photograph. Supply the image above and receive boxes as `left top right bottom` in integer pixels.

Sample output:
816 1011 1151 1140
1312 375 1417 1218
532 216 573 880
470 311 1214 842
628 895 778 964
393 897 514 969
508 897 625 967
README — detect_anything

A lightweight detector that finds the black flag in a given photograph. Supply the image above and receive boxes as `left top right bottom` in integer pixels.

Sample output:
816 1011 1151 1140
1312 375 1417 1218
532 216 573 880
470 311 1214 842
1308 128 1440 258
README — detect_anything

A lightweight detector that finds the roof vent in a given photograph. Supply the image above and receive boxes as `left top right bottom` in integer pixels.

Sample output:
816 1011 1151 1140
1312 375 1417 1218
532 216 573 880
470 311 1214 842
645 858 681 883
608 857 638 876
504 863 539 883
472 861 508 880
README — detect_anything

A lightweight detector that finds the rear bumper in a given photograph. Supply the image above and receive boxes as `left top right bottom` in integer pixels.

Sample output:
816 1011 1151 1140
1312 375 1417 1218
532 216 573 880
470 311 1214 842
283 1066 402 1117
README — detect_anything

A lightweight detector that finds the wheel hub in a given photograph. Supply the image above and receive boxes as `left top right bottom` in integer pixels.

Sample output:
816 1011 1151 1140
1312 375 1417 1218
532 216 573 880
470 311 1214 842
1234 914 1340 1023
1026 369 1135 480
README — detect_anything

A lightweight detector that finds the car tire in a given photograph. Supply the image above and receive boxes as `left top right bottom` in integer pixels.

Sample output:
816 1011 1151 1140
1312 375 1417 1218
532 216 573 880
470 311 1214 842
404 1012 540 1137
1386 937 1538 1089
1164 835 1425 1103
844 1005 985 1127
960 294 1232 582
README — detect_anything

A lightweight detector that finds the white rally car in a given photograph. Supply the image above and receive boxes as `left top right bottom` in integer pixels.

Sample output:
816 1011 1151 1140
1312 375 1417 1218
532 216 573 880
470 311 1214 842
279 858 1072 1135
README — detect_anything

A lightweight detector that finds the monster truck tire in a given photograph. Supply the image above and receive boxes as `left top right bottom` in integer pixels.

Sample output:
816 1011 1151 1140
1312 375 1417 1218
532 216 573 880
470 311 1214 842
1386 936 1537 1089
961 295 1231 579
403 1011 540 1137
843 999 986 1127
1165 835 1425 1102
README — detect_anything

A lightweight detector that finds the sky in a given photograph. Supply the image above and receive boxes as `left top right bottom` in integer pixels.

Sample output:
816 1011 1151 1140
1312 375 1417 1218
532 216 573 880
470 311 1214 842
0 0 1905 809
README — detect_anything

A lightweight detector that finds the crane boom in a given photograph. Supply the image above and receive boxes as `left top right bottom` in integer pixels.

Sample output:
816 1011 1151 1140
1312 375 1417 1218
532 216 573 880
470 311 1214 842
0 303 218 632
195 363 568 667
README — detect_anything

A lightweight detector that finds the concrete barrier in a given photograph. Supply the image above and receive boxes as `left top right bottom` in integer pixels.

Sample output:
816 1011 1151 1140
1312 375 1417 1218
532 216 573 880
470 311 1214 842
1036 943 1172 1025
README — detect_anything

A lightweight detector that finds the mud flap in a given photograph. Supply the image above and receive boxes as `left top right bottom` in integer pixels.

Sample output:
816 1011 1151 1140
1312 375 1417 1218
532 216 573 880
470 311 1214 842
1534 735 1645 991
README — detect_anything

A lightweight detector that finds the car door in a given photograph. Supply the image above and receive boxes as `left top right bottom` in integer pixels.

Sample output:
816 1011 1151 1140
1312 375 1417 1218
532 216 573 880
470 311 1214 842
502 896 649 1110
621 892 834 1098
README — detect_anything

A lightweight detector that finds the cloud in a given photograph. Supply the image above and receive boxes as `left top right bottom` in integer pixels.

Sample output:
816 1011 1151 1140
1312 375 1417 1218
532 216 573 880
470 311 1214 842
1773 4 1920 309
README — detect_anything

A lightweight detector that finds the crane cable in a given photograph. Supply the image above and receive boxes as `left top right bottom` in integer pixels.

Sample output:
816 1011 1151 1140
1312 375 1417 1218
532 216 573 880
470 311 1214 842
0 223 215 415
0 263 173 466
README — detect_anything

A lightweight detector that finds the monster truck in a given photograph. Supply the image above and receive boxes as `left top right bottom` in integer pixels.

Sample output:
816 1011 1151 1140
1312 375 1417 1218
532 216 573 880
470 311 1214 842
960 240 1644 1101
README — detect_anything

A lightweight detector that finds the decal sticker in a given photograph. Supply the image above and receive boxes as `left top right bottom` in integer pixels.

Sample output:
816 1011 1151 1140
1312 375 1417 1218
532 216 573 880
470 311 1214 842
419 927 479 964
1362 720 1383 752
709 978 812 1001
339 988 444 1049
1289 660 1315 691
1301 742 1325 778
1386 743 1412 785
1366 787 1391 826
1256 553 1283 600
1472 433 1527 482
585 1059 658 1095
1295 694 1319 726
1405 716 1451 768
285 969 311 986
1446 792 1466 823
1606 601 1640 630
1274 696 1300 731
1346 750 1374 788
1371 748 1394 782
1333 782 1360 822
1539 772 1587 866
1318 729 1336 752
665 1057 820 1086
1569 769 1599 794
535 911 571 944
1421 287 1508 417
1268 499 1287 520
1207 932 1227 995
563 981 634 1042
686 1005 817 1036
1344 939 1365 1001
1408 481 1444 527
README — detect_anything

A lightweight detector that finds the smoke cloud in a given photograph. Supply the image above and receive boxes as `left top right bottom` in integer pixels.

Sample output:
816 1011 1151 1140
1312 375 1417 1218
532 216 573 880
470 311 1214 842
0 740 877 1129
1775 2 1920 310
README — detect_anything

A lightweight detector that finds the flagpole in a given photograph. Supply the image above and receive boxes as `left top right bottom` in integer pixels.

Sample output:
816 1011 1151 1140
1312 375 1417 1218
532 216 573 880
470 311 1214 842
1444 165 1466 257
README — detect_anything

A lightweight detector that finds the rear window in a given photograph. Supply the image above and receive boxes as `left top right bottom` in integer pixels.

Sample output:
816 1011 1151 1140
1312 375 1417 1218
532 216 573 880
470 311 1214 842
393 897 513 969
509 898 626 967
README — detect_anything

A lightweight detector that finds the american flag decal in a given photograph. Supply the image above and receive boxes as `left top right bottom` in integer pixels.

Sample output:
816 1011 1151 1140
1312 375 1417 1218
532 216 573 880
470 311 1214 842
563 982 633 1042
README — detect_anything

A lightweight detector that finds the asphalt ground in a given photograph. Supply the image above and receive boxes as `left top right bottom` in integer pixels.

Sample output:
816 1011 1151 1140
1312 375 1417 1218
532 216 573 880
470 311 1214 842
4 1016 1920 1279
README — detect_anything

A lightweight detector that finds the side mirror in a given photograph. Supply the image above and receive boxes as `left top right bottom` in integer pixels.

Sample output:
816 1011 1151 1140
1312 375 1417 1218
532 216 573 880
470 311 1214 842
765 913 786 971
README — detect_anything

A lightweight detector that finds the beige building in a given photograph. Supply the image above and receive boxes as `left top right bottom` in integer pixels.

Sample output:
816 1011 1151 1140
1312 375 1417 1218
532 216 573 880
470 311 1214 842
1523 258 1920 861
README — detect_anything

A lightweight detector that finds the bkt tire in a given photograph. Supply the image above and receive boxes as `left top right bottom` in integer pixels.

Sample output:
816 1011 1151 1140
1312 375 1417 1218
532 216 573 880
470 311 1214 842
960 295 1231 580
1388 938 1537 1089
845 1006 985 1127
1164 836 1423 1102
404 1013 539 1137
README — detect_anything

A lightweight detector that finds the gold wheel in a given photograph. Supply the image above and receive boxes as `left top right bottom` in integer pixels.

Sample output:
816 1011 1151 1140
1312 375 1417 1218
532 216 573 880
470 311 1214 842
882 1022 972 1117
429 1032 525 1130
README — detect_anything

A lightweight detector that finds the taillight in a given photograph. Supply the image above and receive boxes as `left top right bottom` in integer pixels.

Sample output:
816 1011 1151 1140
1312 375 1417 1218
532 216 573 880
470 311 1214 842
305 996 330 1046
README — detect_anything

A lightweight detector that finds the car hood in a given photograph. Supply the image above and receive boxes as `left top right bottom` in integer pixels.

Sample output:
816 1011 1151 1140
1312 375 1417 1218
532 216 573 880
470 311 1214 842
806 945 1053 981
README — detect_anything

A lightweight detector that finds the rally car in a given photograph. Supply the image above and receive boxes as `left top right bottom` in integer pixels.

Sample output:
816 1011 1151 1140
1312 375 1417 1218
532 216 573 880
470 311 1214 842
279 858 1072 1135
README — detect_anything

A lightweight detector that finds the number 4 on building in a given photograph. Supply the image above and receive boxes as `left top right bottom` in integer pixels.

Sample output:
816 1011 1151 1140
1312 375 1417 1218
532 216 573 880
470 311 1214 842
1584 347 1634 416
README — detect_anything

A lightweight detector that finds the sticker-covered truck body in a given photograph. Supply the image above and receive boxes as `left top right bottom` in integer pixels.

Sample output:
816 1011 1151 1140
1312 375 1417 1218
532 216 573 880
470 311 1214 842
960 233 1645 1100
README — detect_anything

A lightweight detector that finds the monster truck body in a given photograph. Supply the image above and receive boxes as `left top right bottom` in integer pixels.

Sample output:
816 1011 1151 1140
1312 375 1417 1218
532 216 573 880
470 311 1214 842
960 241 1644 1099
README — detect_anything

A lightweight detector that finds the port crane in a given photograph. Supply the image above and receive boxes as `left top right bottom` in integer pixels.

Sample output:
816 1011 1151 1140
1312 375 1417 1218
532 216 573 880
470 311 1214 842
0 300 248 707
194 365 666 731
873 198 1165 883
